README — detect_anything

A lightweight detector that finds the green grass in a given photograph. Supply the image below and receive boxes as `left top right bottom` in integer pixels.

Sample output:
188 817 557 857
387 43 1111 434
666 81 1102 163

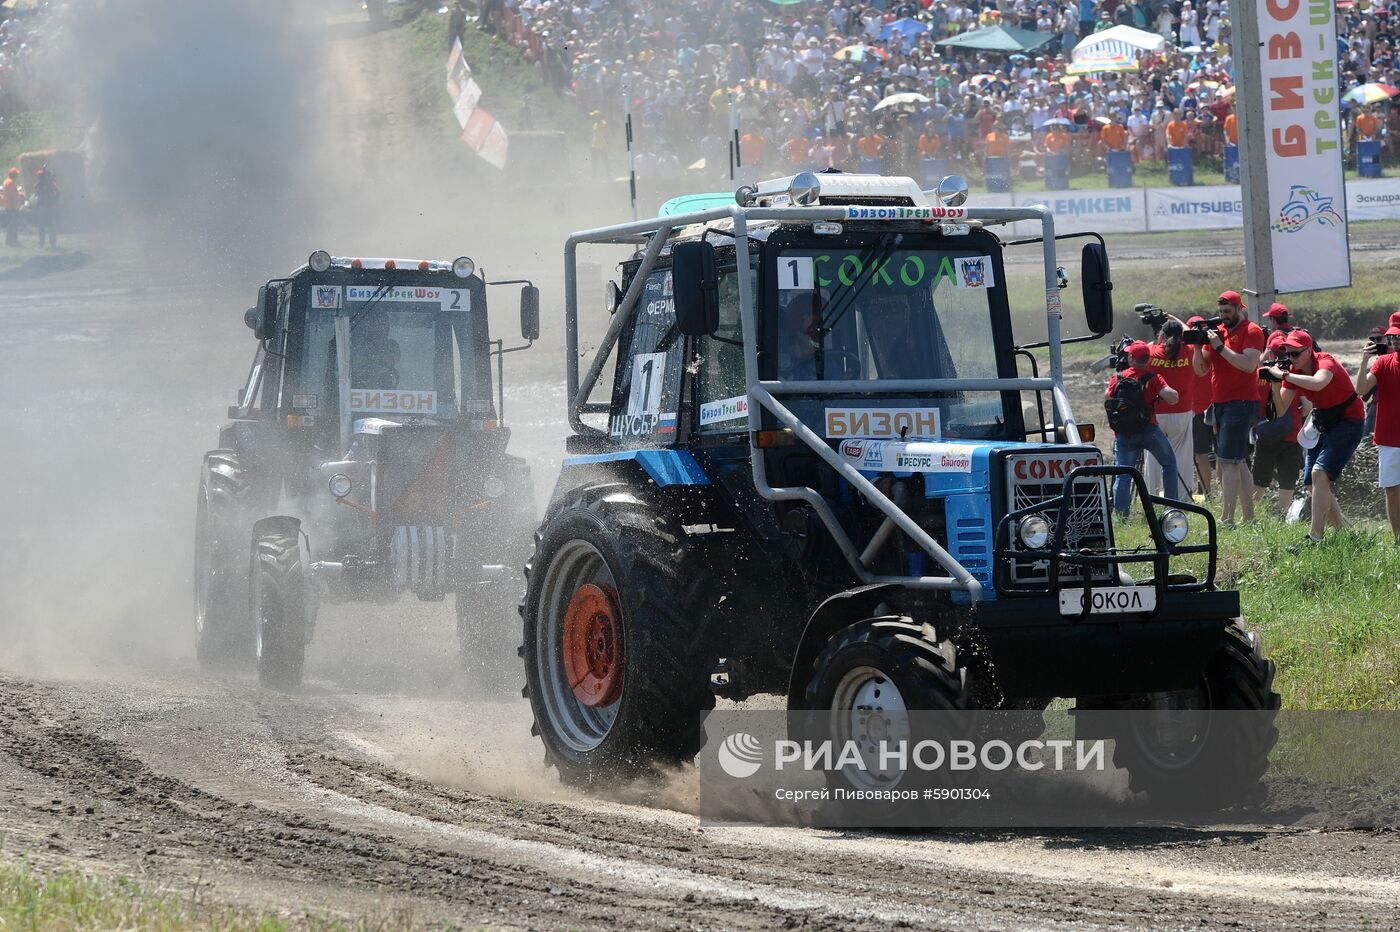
0 109 81 174
1113 518 1400 710
400 8 588 148
0 857 416 930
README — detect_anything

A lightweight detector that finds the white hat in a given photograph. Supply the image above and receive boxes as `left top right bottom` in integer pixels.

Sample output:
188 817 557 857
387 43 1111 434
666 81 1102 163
1297 415 1320 451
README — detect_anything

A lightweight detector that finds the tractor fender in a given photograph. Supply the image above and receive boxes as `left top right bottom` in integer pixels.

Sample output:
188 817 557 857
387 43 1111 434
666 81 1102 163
785 583 905 709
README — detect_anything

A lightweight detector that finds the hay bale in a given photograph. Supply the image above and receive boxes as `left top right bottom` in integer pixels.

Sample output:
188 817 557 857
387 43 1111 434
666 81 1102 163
16 149 87 202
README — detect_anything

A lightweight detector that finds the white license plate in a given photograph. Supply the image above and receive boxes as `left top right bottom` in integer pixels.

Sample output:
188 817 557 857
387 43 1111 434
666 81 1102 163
1058 586 1157 616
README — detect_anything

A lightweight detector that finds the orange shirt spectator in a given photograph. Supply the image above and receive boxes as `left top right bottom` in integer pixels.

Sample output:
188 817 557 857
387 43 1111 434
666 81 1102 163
1100 122 1127 150
1044 129 1069 153
858 133 884 157
741 132 768 165
1357 111 1381 140
1223 113 1238 145
918 132 943 157
984 130 1009 157
786 135 810 164
1166 120 1188 148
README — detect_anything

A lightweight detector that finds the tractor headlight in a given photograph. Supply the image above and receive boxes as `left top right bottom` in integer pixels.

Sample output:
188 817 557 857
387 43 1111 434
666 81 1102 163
452 256 476 279
1018 514 1051 550
329 473 353 499
1160 509 1190 544
308 249 332 273
482 476 506 498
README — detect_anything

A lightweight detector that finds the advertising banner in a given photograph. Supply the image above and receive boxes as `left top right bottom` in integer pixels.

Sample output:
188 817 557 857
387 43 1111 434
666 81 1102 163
1347 177 1400 221
1015 189 1147 234
1145 184 1245 230
1253 0 1350 291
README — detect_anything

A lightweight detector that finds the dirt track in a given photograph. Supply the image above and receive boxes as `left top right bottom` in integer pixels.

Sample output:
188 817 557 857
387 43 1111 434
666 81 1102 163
3 4 1400 930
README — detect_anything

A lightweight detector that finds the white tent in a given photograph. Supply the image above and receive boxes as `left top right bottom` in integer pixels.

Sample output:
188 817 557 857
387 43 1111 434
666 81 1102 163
1074 24 1167 53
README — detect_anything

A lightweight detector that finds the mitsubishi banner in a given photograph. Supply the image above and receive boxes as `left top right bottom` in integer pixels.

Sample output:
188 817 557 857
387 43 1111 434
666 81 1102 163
1253 0 1350 292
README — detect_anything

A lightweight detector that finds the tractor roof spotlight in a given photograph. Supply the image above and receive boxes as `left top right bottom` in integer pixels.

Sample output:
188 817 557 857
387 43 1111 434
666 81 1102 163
452 256 476 279
308 249 332 273
788 171 821 207
935 174 970 207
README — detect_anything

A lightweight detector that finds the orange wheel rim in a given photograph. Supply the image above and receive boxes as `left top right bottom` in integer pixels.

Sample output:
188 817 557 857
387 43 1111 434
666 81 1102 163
562 583 623 708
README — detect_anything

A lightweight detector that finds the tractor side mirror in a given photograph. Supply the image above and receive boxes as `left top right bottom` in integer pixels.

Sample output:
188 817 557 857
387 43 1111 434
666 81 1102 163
520 285 540 341
1081 242 1114 336
672 240 719 337
251 285 277 340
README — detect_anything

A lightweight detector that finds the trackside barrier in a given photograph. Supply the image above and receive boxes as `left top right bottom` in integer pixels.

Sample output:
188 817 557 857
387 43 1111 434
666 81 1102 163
1003 177 1400 235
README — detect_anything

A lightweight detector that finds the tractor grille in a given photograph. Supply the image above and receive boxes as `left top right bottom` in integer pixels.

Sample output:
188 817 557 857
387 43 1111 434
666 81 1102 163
1004 452 1113 586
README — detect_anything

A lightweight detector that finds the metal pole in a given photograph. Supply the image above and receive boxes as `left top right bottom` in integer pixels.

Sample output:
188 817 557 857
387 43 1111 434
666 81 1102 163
729 91 741 183
624 87 638 221
1233 0 1276 321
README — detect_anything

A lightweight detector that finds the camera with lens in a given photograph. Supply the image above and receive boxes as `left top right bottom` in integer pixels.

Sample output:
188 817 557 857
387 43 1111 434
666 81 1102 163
1367 336 1393 356
1257 356 1292 382
1135 302 1168 333
1182 315 1224 346
1091 335 1134 373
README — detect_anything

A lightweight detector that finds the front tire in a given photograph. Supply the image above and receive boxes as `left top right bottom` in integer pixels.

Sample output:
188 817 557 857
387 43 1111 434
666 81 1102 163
802 617 972 791
1112 623 1280 808
195 451 251 666
456 576 519 695
521 485 715 787
251 518 309 691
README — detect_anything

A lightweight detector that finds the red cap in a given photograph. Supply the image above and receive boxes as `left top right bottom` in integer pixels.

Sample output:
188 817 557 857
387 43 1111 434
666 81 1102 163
1266 332 1289 351
1127 340 1151 359
1390 310 1400 328
1284 329 1314 350
1186 315 1206 326
1264 303 1289 319
1217 290 1245 308
1387 325 1400 337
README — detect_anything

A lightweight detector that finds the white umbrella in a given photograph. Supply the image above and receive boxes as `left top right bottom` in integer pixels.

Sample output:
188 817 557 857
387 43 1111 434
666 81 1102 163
873 92 932 111
1074 24 1166 53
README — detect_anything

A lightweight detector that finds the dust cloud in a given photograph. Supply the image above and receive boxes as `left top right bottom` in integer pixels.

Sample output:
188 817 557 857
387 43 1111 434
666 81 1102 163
0 1 568 686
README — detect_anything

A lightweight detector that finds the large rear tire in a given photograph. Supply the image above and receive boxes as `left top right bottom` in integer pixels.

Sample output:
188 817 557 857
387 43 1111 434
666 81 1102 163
1111 623 1280 808
195 451 252 666
251 518 309 691
521 484 715 787
802 617 972 792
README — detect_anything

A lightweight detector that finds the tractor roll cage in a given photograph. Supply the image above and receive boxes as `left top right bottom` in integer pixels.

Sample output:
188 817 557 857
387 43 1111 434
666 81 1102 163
563 202 1081 602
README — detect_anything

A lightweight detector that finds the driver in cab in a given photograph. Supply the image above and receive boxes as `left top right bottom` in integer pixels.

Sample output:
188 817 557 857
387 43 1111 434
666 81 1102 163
354 333 401 389
778 292 858 380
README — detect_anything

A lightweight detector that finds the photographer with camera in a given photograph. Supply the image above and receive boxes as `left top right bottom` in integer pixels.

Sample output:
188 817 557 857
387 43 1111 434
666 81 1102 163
1263 303 1295 336
1252 332 1305 516
1144 316 1199 500
1264 330 1366 544
1355 321 1400 541
1185 315 1215 496
1105 341 1181 518
1191 291 1267 524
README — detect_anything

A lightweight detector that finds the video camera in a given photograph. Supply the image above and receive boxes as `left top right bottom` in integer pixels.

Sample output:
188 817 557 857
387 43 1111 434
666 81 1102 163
1135 302 1168 333
1257 356 1292 382
1091 335 1136 373
1183 315 1224 346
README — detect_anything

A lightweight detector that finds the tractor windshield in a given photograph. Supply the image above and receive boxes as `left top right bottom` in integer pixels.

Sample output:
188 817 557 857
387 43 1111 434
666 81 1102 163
770 241 1009 438
297 282 487 421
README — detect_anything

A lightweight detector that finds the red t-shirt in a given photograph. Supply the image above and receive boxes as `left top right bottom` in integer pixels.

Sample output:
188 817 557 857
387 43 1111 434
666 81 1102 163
1292 352 1365 421
1148 344 1196 414
1201 320 1267 403
1368 352 1400 447
1107 369 1167 425
1257 378 1302 442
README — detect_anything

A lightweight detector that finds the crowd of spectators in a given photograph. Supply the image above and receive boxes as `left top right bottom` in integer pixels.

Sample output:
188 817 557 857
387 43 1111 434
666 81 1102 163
482 0 1400 182
0 3 55 120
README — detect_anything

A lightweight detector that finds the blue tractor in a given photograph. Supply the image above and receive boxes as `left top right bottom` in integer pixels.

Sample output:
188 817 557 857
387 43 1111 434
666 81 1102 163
521 172 1279 804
